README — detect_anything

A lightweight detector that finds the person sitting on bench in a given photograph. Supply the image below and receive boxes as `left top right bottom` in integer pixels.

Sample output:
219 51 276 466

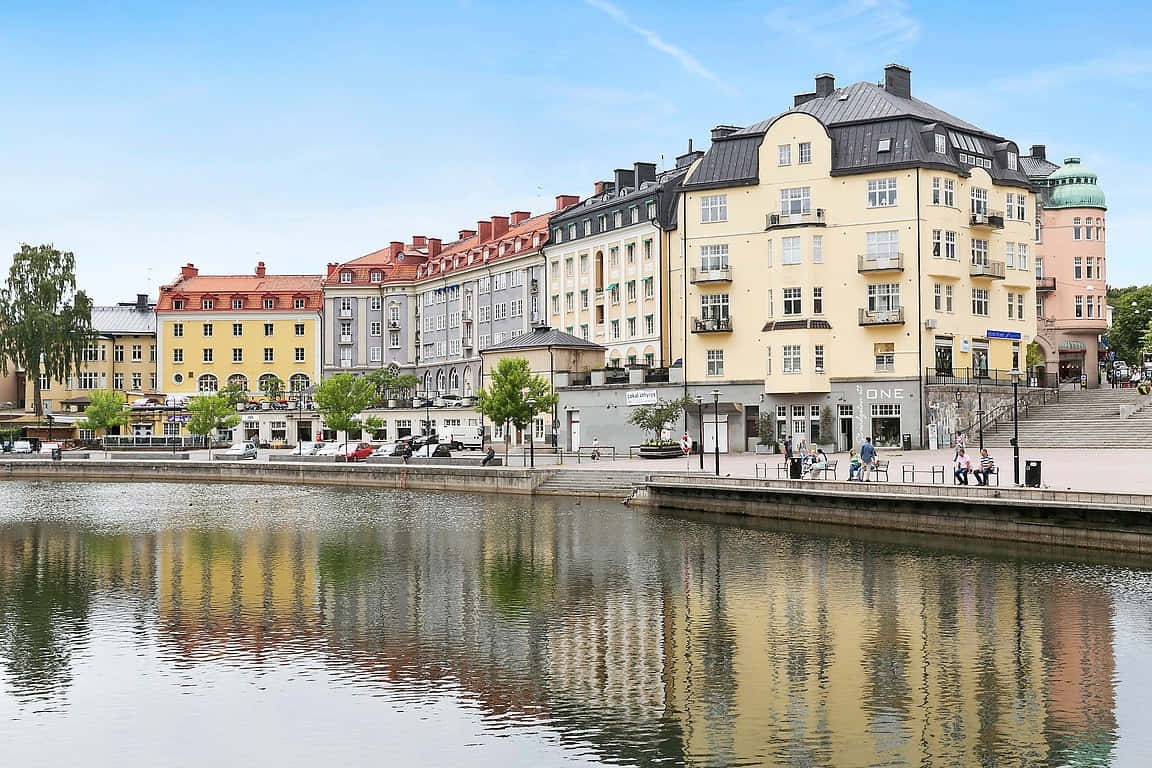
954 448 973 485
847 450 862 481
973 448 995 485
807 447 829 478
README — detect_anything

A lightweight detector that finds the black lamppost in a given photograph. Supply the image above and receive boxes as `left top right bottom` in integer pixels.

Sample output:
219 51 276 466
977 378 984 450
695 395 704 470
1011 368 1021 485
710 389 721 476
526 397 537 468
45 413 53 442
424 400 432 438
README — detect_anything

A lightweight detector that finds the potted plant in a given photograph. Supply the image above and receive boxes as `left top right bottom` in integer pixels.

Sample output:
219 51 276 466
754 411 777 454
819 406 835 451
629 396 692 459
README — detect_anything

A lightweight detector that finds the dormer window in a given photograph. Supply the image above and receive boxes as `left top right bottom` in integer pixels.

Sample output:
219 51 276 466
173 299 184 310
340 271 352 283
533 234 540 248
934 134 946 155
614 211 623 227
202 299 214 310
1007 151 1017 171
232 298 243 309
568 223 577 239
294 298 306 309
877 138 892 153
370 271 382 283
498 244 505 256
263 298 275 309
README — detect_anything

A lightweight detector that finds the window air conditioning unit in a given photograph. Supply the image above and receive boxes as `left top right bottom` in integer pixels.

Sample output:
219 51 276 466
924 319 938 329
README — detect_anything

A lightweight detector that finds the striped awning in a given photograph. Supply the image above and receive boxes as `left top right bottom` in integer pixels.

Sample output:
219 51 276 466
1059 340 1087 352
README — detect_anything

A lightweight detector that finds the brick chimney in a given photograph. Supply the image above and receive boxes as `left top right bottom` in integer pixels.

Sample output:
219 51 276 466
427 238 442 257
490 215 510 239
389 241 404 259
593 181 615 196
411 235 426 247
180 263 198 280
255 261 266 278
509 210 531 225
477 220 493 243
326 262 339 277
554 194 579 211
458 228 476 241
884 63 911 99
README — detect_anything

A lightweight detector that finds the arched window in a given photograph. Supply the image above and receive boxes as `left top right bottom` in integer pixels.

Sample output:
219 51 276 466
435 369 446 394
226 373 248 392
289 373 310 392
423 371 431 394
258 373 279 393
448 368 460 393
463 367 473 397
197 374 219 392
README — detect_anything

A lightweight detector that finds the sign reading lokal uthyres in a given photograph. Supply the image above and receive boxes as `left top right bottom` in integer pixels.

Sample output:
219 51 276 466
625 390 660 406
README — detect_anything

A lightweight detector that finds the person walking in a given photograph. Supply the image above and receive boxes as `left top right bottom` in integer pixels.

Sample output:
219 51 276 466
953 431 966 460
859 437 876 482
954 448 973 485
591 436 601 460
784 436 793 460
974 448 995 485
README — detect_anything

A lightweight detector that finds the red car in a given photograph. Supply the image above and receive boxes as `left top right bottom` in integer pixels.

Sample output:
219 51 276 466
336 442 374 462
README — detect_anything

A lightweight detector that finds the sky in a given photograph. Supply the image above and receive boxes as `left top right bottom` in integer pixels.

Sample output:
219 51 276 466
2 0 1150 303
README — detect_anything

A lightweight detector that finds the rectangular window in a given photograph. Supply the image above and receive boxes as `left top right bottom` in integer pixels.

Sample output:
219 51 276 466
932 177 941 205
264 323 274 336
972 289 989 316
610 319 620 339
706 349 724 376
778 144 791 165
1005 193 1016 220
945 231 957 260
943 179 955 207
874 343 895 373
113 373 123 390
295 347 305 362
932 229 942 258
700 194 727 223
972 239 989 266
1075 295 1083 318
626 243 635 263
201 299 213 310
1086 258 1094 279
113 344 124 362
867 178 897 207
783 345 801 374
580 289 589 309
867 283 901 313
700 244 729 271
172 323 183 338
779 187 811 216
232 322 243 337
203 348 213 363
814 345 825 374
264 348 274 363
866 230 899 260
798 142 811 164
172 348 183 363
202 323 213 337
1007 151 1018 171
1016 195 1025 221
263 298 274 310
564 294 573 312
812 235 823 263
971 187 988 215
626 281 637 302
934 133 947 155
812 287 823 314
1018 293 1024 320
1018 244 1028 270
1008 292 1016 319
700 293 730 320
627 317 637 337
934 283 942 312
370 321 381 336
1074 257 1083 279
1005 242 1015 269
783 287 802 316
232 348 243 363
644 314 654 335
782 236 801 265
945 285 954 312
369 297 382 311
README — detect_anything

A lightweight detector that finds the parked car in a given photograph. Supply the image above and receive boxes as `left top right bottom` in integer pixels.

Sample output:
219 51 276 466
293 441 324 455
434 394 462 408
12 440 32 454
315 442 344 456
413 443 452 458
224 442 258 460
335 442 374 462
38 442 61 456
440 425 482 450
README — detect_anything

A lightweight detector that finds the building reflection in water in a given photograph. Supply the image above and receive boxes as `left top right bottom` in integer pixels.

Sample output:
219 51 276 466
0 490 1129 766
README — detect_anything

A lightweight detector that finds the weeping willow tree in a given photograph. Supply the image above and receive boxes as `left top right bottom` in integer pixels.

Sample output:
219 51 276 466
0 244 95 418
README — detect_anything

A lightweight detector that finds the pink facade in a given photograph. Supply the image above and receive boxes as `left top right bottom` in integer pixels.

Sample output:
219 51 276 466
1036 206 1107 386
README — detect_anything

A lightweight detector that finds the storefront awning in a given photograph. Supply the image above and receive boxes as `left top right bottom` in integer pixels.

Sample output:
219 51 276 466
1059 340 1087 352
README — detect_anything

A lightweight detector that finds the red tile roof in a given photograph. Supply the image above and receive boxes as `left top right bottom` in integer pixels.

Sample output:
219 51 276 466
156 269 323 312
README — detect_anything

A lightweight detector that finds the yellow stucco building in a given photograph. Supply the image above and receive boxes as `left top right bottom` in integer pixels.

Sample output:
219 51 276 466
671 65 1037 449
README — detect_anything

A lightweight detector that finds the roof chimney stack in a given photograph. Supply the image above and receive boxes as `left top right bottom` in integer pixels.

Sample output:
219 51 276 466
1030 144 1047 161
614 167 635 192
411 235 426 248
255 261 266 278
710 125 741 140
136 293 149 311
477 220 493 243
634 161 657 187
593 180 615 196
457 229 476 241
554 194 579 211
180 263 198 280
884 63 911 99
509 210 531 225
815 73 835 97
490 215 509 239
427 238 442 258
389 241 404 259
326 262 339 277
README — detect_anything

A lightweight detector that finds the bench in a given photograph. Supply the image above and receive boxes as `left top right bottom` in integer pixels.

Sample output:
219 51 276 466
902 464 945 484
861 459 889 482
955 465 1000 486
810 460 837 480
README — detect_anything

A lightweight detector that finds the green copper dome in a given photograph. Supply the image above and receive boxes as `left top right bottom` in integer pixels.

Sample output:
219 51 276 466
1047 156 1106 209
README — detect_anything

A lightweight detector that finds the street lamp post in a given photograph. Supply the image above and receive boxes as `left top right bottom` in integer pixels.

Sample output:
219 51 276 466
425 400 432 438
1011 368 1021 485
710 389 721 476
977 378 983 451
526 397 537 468
695 395 704 471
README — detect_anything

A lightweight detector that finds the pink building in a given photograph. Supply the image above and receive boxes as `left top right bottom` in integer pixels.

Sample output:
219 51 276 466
1022 149 1107 386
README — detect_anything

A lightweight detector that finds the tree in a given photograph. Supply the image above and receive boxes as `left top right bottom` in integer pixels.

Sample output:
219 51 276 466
186 393 241 458
627 396 692 446
219 381 249 408
314 373 376 445
0 244 95 418
1105 285 1152 365
260 375 285 402
77 389 129 457
474 357 556 462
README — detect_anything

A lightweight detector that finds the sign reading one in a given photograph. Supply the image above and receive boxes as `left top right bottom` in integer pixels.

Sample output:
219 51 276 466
625 390 660 406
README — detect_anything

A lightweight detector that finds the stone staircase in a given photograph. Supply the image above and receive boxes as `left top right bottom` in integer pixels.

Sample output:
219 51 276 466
983 388 1152 448
534 469 650 500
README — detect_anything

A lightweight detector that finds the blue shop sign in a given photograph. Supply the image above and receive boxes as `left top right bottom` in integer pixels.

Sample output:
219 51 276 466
986 330 1022 340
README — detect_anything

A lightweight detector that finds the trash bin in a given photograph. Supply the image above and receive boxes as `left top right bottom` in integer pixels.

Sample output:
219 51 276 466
789 457 803 479
901 433 912 451
51 446 61 461
1025 460 1041 488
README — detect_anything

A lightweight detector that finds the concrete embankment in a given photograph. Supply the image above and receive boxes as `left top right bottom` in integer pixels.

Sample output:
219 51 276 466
631 474 1152 554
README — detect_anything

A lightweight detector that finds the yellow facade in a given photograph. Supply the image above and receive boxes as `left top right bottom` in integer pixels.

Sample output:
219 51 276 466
28 334 157 417
157 312 322 395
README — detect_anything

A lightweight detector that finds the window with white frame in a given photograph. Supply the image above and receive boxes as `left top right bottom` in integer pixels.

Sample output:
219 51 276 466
580 289 589 309
1007 151 1017 171
172 348 183 363
934 283 943 312
778 144 791 165
799 142 811 164
783 287 802 316
295 347 306 362
644 314 654 335
510 299 524 317
700 293 729 320
942 179 955 207
934 134 947 155
867 283 900 312
932 229 942 258
972 288 989 316
781 236 801 265
812 235 823 263
700 194 727 223
812 286 823 314
1005 192 1016 220
370 321 381 336
814 345 825 373
1016 194 1025 221
932 177 942 205
626 281 636 302
706 349 724 376
972 238 989 266
1074 257 1082 279
1018 244 1028 270
626 317 636 337
867 178 897 207
971 187 988 215
779 187 811 215
945 285 954 312
783 345 801 374
700 244 728 271
765 347 772 375
1017 293 1024 320
1005 242 1015 269
610 320 620 339
866 230 899 260
494 302 508 320
1008 292 1016 319
945 231 957 259
874 343 895 372
644 277 654 298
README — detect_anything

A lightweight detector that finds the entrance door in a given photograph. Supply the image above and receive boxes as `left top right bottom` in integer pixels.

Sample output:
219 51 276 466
131 423 152 438
972 343 990 378
838 418 853 452
297 421 312 441
934 340 953 376
568 411 580 450
703 416 729 454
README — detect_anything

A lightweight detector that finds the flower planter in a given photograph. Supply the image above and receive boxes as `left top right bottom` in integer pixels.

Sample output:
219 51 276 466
639 445 683 459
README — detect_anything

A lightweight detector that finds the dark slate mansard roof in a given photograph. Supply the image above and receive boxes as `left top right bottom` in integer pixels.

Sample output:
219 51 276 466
550 164 690 234
685 75 1032 191
482 327 605 353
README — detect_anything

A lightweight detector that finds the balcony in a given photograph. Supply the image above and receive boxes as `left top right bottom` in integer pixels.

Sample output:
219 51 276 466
339 334 353 344
858 307 905 326
766 209 826 229
857 253 904 273
461 310 473 323
690 266 733 284
1036 276 1057 292
969 260 1006 280
462 336 473 349
691 316 732 333
388 320 400 330
339 308 353 319
969 210 1005 229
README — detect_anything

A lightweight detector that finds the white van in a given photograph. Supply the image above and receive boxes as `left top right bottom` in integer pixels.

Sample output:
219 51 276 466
440 425 483 450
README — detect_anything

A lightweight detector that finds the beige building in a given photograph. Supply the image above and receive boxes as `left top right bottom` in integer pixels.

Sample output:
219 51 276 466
672 65 1037 450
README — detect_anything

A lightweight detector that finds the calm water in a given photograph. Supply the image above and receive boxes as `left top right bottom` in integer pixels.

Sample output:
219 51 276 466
1 482 1151 767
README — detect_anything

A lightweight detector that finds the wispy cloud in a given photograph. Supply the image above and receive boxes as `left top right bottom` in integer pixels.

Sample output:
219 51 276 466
583 0 734 95
984 49 1152 93
764 0 920 56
